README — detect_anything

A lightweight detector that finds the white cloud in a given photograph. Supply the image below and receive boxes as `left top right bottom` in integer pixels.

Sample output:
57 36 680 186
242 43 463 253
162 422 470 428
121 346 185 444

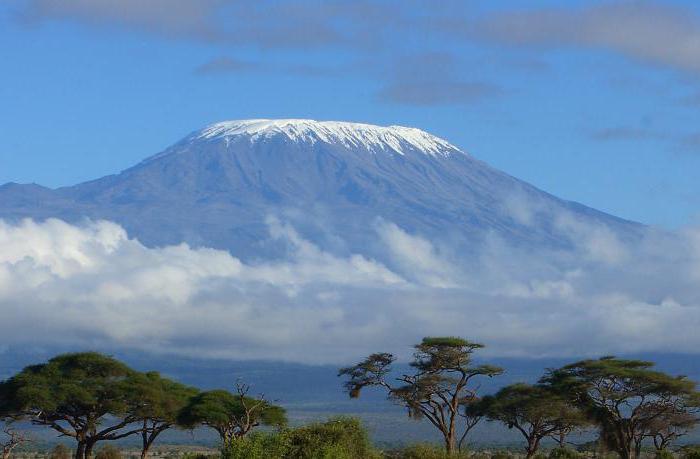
1 216 700 364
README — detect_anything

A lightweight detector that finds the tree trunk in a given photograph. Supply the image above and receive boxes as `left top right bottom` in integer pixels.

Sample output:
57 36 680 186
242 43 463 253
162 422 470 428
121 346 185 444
84 439 97 459
444 432 456 455
617 442 633 459
141 433 156 459
75 442 85 459
634 440 642 459
141 421 150 459
526 437 541 459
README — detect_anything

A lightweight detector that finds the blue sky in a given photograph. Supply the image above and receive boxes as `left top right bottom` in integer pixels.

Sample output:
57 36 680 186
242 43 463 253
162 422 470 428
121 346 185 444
1 0 699 228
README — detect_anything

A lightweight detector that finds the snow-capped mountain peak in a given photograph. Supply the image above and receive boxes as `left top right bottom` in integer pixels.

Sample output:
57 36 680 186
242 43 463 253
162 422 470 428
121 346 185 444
191 119 462 157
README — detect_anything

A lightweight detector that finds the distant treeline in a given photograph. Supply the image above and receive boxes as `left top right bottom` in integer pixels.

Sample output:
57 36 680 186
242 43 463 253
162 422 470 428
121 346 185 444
1 337 699 459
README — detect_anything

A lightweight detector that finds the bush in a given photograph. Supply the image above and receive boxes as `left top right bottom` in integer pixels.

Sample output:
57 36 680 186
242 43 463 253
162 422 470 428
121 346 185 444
220 417 379 459
49 444 72 459
286 417 379 459
95 444 122 459
549 447 581 459
221 432 290 459
391 443 469 459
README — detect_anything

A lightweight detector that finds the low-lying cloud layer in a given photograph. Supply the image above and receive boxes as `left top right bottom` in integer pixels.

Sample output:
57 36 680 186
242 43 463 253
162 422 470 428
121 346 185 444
1 216 699 364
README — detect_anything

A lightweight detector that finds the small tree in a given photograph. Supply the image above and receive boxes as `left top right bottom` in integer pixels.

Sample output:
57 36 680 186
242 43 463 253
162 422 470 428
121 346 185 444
0 352 145 459
543 357 700 459
1 424 30 459
475 383 586 458
122 371 199 459
339 337 503 455
178 382 286 444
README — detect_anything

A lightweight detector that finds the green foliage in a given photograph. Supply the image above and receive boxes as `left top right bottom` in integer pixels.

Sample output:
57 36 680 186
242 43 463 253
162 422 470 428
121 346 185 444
490 452 512 459
221 431 290 459
0 352 136 418
477 383 585 457
543 357 700 459
338 353 395 399
0 352 201 459
339 337 502 455
178 389 286 442
0 352 146 459
549 448 581 459
219 417 378 459
94 444 122 459
391 443 470 458
124 371 198 422
123 371 199 455
286 416 379 459
411 337 499 375
48 444 72 459
420 337 476 348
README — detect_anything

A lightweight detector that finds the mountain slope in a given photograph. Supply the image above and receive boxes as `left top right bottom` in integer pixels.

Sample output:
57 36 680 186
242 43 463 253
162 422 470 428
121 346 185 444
0 119 641 260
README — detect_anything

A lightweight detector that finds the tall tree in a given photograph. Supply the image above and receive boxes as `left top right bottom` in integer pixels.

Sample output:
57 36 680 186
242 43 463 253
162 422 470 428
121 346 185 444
177 382 286 444
474 383 586 458
543 356 700 459
122 372 199 459
339 337 503 455
0 352 144 459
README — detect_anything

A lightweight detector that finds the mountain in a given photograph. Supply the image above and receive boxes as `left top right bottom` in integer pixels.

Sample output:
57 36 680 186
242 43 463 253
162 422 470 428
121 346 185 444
0 119 641 260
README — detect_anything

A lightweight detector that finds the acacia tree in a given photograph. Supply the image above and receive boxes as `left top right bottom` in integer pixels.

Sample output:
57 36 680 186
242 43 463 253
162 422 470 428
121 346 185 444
339 337 503 455
177 382 286 444
474 383 587 458
122 372 199 459
543 357 700 459
638 395 700 452
0 352 145 459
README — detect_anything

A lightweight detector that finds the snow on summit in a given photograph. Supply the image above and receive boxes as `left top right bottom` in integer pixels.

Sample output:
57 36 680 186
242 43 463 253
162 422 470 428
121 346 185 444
193 119 462 157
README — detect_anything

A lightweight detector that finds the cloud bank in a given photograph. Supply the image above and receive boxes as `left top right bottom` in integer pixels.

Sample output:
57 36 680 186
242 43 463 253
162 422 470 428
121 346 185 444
1 216 700 364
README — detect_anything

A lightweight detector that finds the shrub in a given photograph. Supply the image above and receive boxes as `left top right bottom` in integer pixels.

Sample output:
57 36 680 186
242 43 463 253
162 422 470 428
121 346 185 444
392 443 469 459
220 417 379 459
549 447 581 459
221 431 290 459
286 417 379 459
95 444 122 459
49 444 72 459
